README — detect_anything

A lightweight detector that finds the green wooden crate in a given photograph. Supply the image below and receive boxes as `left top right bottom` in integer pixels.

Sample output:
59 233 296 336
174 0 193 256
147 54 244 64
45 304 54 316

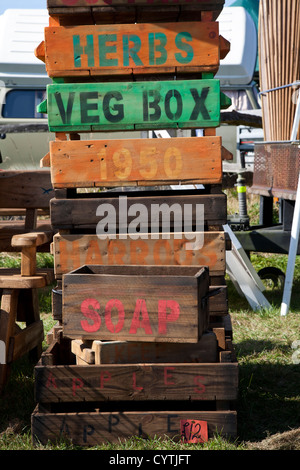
40 79 229 132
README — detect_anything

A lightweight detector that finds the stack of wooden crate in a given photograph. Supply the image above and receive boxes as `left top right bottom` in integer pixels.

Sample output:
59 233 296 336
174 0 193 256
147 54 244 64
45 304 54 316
31 0 238 446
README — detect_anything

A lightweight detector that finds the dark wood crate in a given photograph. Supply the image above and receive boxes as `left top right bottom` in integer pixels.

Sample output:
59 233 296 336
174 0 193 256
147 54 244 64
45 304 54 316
32 404 237 446
46 1 226 26
50 189 227 231
32 329 238 445
62 265 210 343
53 231 228 279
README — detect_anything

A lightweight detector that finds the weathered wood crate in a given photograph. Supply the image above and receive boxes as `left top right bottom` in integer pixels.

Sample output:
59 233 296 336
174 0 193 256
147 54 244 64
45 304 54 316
48 136 223 188
62 265 210 343
32 402 237 446
51 187 227 231
51 226 229 321
31 0 237 447
40 22 224 78
52 230 228 278
31 323 238 446
71 331 219 365
46 1 226 27
53 274 228 323
40 79 230 133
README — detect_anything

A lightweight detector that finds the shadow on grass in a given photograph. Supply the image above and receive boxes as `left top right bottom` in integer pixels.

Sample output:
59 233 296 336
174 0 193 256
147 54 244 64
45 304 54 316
0 355 35 434
235 339 300 443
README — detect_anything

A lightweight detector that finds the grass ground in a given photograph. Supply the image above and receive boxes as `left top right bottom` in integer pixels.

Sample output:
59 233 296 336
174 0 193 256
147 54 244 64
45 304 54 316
0 191 299 451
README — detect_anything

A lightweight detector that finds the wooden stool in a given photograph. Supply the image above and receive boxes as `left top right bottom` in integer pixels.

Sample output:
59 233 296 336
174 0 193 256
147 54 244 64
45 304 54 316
0 231 54 392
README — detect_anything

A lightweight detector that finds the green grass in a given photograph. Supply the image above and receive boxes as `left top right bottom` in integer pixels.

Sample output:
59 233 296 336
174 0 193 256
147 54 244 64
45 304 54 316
0 202 299 451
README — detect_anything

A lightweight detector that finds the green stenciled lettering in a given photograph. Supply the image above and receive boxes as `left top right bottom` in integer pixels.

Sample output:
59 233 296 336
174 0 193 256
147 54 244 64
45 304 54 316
174 32 193 65
149 32 167 66
73 35 95 68
123 35 143 67
99 34 118 67
80 91 99 124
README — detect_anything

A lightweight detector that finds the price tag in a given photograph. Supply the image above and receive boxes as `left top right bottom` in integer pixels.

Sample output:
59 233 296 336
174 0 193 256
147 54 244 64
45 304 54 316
180 419 208 443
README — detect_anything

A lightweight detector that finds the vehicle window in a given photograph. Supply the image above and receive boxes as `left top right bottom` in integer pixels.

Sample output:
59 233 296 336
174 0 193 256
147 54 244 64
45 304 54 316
2 89 46 118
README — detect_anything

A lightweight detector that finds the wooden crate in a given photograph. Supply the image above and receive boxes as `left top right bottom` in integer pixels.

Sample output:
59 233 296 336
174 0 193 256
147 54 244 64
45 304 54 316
30 0 236 448
71 331 219 365
41 22 222 78
31 330 238 446
62 265 210 343
52 231 227 279
34 359 237 404
52 276 227 323
42 79 223 133
48 136 223 188
32 404 237 445
46 314 233 364
50 188 227 232
46 1 226 26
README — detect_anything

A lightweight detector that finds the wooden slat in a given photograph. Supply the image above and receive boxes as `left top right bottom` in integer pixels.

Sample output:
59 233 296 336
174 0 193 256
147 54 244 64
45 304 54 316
0 269 54 289
63 265 209 343
9 321 44 363
32 408 236 446
0 171 53 210
34 362 238 402
0 209 47 217
209 285 227 315
49 137 222 188
50 191 227 230
47 0 225 11
0 290 18 389
42 22 220 77
47 0 225 7
48 6 225 25
74 331 218 364
45 79 221 132
259 0 300 141
53 231 226 278
71 339 95 364
0 221 52 253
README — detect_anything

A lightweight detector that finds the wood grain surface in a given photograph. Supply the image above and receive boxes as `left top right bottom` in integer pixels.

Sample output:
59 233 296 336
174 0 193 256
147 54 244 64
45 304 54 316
45 79 221 132
49 136 222 187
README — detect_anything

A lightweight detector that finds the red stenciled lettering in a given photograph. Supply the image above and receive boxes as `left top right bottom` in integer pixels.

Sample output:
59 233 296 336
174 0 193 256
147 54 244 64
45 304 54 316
164 366 175 385
130 240 149 265
46 372 57 389
194 375 206 394
129 299 153 335
132 372 143 391
105 299 125 333
107 240 126 265
158 299 180 334
80 298 101 333
100 370 111 388
72 377 84 396
153 240 172 265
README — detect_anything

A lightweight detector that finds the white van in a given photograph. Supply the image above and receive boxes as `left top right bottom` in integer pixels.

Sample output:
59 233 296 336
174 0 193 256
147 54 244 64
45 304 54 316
216 6 263 172
0 9 53 170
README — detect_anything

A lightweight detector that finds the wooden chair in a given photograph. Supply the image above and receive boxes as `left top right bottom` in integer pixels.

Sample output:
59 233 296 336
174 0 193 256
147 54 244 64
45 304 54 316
0 171 54 392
